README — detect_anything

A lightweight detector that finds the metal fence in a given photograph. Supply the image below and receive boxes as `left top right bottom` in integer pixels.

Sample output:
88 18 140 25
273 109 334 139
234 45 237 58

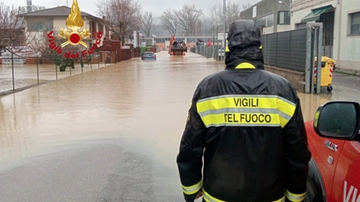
190 40 225 62
262 28 307 72
0 54 109 96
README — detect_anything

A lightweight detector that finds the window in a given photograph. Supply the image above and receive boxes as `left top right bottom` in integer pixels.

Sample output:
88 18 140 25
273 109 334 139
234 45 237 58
27 19 53 32
98 24 104 33
256 14 274 27
278 11 290 25
252 6 257 18
350 12 360 35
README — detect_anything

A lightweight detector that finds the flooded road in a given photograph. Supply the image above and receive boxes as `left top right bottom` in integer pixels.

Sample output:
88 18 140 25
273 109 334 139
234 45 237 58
0 51 359 202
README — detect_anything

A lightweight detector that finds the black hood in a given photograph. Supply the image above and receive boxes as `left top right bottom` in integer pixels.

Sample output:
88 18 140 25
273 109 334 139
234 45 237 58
225 20 264 69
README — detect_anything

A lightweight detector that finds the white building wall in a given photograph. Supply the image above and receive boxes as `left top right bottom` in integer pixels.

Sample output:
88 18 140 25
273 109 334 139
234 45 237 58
53 17 90 31
263 26 274 34
334 0 360 70
277 25 291 32
291 0 360 70
291 0 337 29
292 0 334 11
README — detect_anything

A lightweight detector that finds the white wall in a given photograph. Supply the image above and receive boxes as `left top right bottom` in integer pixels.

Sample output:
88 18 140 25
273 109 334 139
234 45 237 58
53 17 90 31
333 0 360 70
263 26 274 34
292 0 334 11
291 0 337 29
277 25 291 32
290 0 360 70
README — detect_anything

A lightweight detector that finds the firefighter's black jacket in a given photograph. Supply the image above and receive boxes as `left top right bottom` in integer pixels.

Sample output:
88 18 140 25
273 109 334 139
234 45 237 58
176 20 311 202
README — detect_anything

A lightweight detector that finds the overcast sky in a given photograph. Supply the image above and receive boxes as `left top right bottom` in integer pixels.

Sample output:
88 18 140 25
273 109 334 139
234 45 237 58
5 0 257 17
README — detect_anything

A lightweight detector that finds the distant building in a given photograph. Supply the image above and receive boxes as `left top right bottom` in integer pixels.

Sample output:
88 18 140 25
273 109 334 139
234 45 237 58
240 0 291 34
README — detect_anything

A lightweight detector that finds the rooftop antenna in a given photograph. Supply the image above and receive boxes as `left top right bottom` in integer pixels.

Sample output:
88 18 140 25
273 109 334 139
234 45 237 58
66 0 68 6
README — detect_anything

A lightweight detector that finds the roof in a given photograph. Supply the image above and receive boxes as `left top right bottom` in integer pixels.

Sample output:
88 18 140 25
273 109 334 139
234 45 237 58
18 6 103 21
301 5 334 23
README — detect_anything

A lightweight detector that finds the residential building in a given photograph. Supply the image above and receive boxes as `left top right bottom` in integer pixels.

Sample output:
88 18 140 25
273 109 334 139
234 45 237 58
240 0 291 34
18 6 110 51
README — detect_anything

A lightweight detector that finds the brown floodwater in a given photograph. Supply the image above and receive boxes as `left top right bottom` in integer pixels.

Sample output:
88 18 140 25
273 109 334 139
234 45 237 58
0 51 357 170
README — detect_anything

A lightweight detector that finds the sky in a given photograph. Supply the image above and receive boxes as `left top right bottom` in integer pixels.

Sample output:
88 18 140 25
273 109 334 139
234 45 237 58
5 0 256 18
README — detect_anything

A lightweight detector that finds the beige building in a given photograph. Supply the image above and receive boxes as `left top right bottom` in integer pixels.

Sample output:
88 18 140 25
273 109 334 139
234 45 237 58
291 0 360 70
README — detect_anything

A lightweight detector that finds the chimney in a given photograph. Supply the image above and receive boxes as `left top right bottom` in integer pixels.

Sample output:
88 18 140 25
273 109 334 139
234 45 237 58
27 0 32 12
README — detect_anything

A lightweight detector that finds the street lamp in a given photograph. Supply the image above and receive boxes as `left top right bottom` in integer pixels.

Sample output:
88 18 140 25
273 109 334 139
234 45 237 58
278 1 290 8
278 0 291 17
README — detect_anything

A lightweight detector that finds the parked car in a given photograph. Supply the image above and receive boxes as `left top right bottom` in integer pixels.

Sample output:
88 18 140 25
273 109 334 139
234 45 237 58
305 101 360 202
218 47 224 57
141 52 156 60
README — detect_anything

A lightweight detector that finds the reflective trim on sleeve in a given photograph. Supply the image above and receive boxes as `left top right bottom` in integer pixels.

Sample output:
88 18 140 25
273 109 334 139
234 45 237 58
225 40 229 52
272 196 285 202
182 180 203 195
203 189 225 202
285 190 306 202
277 97 296 127
196 95 296 128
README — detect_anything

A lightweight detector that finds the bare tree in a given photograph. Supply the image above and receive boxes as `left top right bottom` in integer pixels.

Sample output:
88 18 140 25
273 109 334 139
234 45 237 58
209 2 242 32
97 0 142 46
0 3 25 52
242 3 253 10
175 4 203 36
209 4 223 32
141 11 156 38
160 9 178 36
227 3 242 24
18 5 46 14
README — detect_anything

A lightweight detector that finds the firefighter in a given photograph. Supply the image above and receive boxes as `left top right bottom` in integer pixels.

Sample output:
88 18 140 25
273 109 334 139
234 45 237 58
176 20 311 202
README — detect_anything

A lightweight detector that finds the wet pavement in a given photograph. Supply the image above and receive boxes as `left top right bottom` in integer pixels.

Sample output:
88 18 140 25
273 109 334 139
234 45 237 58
0 62 107 95
0 51 360 202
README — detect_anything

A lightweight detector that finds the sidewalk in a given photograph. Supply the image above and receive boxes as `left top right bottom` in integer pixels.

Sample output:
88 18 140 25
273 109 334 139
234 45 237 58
334 67 360 77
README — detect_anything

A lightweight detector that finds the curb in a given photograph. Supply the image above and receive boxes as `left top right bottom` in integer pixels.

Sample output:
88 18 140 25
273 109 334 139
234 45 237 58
334 69 360 77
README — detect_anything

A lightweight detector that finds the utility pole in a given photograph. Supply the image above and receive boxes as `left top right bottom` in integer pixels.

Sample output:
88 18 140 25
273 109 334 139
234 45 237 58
223 0 226 59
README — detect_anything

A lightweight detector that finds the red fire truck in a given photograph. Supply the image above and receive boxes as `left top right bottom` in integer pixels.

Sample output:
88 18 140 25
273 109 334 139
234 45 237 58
305 101 360 202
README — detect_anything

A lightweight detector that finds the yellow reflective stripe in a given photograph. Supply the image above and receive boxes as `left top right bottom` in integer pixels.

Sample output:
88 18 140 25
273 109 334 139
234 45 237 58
225 40 229 52
203 189 225 202
285 190 306 202
182 180 203 195
235 62 256 69
203 189 286 202
196 95 296 128
197 96 278 113
200 113 281 127
277 97 296 127
273 196 285 202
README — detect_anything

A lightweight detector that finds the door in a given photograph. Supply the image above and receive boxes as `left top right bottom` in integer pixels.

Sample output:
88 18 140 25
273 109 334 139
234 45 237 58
306 121 345 197
320 11 334 58
331 141 360 202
